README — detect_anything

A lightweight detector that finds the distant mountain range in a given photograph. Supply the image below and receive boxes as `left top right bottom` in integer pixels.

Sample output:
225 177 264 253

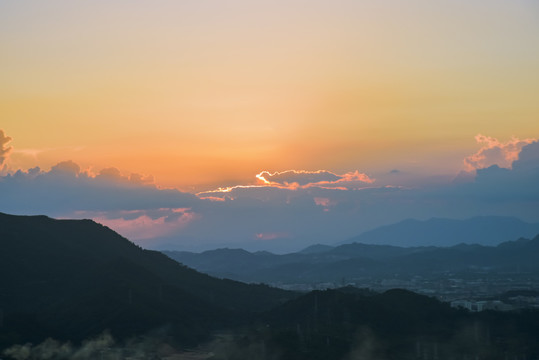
340 216 539 247
164 232 539 284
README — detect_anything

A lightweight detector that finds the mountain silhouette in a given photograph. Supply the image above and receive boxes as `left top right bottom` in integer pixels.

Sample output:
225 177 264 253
2 213 539 359
212 288 539 360
0 212 294 348
164 234 539 284
340 216 539 247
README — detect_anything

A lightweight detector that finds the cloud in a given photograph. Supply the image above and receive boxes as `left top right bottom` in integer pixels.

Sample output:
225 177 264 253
513 140 539 172
256 169 375 189
256 170 341 185
2 135 539 253
129 172 155 185
85 208 199 241
314 197 331 207
172 185 425 252
0 161 199 215
469 140 539 200
0 159 204 248
50 160 81 176
463 134 536 171
184 138 539 251
0 129 13 172
198 169 375 200
96 166 123 180
255 232 290 240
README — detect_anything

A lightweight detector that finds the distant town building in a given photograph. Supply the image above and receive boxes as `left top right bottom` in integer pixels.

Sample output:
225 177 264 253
450 299 512 312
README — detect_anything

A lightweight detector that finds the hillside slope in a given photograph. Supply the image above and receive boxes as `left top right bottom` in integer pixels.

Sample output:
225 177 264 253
0 213 294 347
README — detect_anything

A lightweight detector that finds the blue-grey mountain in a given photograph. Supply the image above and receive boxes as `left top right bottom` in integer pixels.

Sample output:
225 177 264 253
341 216 539 247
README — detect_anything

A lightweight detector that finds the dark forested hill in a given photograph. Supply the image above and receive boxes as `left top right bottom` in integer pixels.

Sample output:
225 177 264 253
209 288 539 360
0 213 294 348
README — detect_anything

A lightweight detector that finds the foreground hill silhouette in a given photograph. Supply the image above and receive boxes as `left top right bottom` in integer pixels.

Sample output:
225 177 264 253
0 212 294 348
208 288 539 360
2 213 539 359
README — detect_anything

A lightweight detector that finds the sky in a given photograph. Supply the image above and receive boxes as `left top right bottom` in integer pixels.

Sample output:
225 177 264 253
1 1 539 252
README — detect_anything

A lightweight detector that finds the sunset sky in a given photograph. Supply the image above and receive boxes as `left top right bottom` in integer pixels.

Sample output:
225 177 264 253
2 1 539 251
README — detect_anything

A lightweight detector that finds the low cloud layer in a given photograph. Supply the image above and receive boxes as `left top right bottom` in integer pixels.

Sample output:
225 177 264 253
1 131 539 252
470 140 539 201
79 208 198 242
0 161 198 215
184 139 539 251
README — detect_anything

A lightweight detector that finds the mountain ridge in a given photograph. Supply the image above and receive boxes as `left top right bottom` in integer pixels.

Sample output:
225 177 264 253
164 232 539 284
339 216 539 247
0 212 295 348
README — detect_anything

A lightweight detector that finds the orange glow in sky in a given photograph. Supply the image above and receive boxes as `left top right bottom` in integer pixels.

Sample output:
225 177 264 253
2 1 539 191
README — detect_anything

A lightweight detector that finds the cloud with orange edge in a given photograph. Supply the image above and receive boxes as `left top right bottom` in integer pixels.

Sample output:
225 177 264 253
256 169 374 188
464 134 536 171
198 169 375 198
0 129 13 173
